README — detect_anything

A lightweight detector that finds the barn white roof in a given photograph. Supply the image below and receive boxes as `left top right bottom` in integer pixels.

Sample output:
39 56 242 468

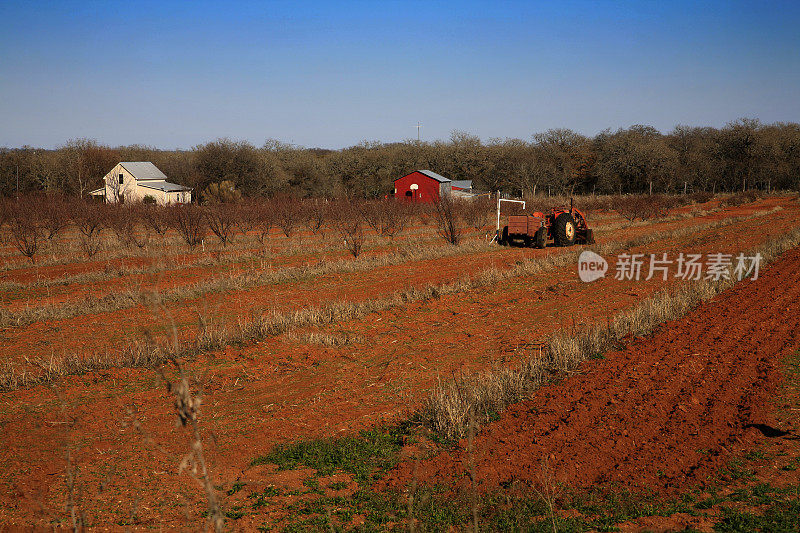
119 162 168 180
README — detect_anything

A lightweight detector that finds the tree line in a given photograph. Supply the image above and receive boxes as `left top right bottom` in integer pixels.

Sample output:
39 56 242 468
1 118 798 199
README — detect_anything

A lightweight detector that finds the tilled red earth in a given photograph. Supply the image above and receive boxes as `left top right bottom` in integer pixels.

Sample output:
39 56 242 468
389 245 800 495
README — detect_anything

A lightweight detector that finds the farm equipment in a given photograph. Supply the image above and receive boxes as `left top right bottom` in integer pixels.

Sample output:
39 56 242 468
495 198 594 248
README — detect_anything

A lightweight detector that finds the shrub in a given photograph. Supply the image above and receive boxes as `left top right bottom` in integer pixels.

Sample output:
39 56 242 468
689 191 714 204
142 195 157 204
577 195 614 214
721 190 760 207
202 180 241 203
611 194 670 222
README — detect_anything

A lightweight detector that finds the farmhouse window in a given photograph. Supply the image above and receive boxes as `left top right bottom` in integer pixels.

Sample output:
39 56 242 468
119 174 124 185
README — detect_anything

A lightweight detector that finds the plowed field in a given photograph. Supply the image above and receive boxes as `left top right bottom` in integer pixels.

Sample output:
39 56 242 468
1 197 799 530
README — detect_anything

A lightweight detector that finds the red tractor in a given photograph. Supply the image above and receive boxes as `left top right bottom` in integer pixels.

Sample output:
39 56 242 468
497 199 594 248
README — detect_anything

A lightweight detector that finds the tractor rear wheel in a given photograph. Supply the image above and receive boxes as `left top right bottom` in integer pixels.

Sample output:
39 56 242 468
553 213 576 246
534 226 547 248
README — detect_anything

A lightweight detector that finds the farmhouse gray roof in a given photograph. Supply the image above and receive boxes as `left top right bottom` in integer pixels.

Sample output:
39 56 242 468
119 162 168 180
418 170 450 183
451 180 472 190
138 181 193 192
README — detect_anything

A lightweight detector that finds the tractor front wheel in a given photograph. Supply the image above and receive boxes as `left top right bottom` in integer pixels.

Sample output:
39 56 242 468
553 213 576 246
498 226 509 245
534 226 547 248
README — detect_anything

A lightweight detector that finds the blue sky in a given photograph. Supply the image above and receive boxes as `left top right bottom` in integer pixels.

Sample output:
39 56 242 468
1 0 798 149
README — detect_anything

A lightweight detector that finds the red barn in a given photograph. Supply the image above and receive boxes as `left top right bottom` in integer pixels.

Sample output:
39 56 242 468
394 170 451 203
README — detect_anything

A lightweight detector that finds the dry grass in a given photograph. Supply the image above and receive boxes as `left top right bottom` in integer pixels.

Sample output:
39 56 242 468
417 224 800 441
0 239 492 328
285 331 365 347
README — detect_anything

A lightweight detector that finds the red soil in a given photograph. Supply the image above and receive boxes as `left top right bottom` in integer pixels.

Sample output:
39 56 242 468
387 245 800 495
0 198 798 528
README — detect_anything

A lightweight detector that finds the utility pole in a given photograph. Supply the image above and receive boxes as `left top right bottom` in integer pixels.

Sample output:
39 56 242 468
416 122 421 143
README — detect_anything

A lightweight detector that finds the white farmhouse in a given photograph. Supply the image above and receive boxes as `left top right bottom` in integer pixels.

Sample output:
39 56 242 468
89 162 192 205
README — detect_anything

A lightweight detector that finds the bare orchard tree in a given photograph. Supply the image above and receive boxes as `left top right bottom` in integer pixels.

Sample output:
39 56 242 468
41 194 70 241
433 195 465 245
203 203 236 246
252 201 274 245
274 195 300 239
362 200 410 241
460 195 493 233
70 200 106 257
7 198 43 263
0 200 7 245
302 198 329 239
232 200 260 239
141 203 170 239
106 204 149 249
332 200 367 258
169 203 205 249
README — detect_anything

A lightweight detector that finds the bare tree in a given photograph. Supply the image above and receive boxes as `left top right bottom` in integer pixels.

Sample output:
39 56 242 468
203 203 235 245
252 201 274 245
7 199 43 263
169 204 205 249
362 200 410 241
274 195 299 239
141 204 170 238
41 195 70 240
333 200 367 258
232 200 259 238
433 195 464 245
461 195 492 233
106 204 149 249
302 198 328 239
70 201 106 257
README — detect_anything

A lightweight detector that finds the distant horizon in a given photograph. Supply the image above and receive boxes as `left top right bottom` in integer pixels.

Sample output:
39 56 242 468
2 0 798 150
